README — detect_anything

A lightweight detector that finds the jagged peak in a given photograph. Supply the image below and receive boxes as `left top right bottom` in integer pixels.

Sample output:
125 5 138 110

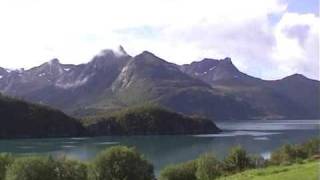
118 45 127 55
196 58 219 64
140 51 155 56
284 73 308 80
221 57 232 63
189 57 232 65
97 45 129 58
134 51 159 61
48 58 60 65
38 58 61 68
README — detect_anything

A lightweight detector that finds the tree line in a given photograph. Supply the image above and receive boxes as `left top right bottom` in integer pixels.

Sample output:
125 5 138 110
0 138 319 180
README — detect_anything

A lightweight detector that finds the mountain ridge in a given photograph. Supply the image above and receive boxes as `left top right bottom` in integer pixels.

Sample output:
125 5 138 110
0 46 318 120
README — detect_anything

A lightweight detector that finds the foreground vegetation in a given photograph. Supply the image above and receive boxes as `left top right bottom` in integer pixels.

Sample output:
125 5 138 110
0 146 154 180
160 138 320 180
219 161 319 180
0 139 319 180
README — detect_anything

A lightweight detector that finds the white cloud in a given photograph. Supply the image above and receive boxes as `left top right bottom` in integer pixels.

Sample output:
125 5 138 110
0 0 318 80
271 13 319 80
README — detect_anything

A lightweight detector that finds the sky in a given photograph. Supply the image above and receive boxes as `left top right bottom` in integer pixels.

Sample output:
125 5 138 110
0 0 319 80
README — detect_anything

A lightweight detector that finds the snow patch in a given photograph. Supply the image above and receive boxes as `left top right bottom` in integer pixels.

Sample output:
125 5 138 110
0 75 2 79
209 66 216 71
38 73 46 77
5 69 12 73
64 68 71 71
55 76 90 89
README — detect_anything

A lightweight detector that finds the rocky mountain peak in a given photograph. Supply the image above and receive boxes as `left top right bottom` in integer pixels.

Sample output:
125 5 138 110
117 45 127 55
140 51 156 57
133 51 164 64
222 57 232 63
49 58 60 65
283 73 309 81
97 46 129 59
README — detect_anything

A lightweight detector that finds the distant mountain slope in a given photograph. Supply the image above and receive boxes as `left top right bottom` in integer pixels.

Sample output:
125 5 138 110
0 94 84 138
104 51 257 120
181 58 320 119
0 47 319 120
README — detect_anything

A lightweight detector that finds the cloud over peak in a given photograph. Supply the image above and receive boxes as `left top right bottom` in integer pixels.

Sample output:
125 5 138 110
0 0 318 80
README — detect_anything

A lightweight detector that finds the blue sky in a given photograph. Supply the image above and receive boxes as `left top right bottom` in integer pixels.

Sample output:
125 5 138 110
287 0 318 14
0 0 318 80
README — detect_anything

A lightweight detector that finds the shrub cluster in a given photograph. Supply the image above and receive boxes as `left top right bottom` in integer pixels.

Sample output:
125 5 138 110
270 138 320 165
0 154 13 180
0 138 318 180
160 138 320 180
91 146 154 180
0 146 154 180
160 146 256 180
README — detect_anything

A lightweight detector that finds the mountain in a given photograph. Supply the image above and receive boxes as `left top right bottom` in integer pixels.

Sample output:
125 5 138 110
0 47 318 120
180 57 261 85
0 93 84 138
101 51 256 120
85 105 221 135
180 58 320 119
0 46 131 110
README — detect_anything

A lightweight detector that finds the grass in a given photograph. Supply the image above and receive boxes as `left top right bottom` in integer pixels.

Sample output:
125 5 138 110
219 161 319 180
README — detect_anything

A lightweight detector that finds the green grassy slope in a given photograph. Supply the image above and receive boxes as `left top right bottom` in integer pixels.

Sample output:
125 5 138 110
219 161 319 180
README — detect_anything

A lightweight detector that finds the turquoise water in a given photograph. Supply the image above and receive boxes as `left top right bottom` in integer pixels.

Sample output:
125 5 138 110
0 120 319 175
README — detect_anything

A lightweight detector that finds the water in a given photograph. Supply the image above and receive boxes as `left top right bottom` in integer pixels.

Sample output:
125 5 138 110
0 120 319 175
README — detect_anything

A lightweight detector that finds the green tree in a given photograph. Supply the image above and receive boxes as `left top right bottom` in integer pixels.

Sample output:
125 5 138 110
0 154 13 180
91 146 154 180
196 153 223 180
6 156 58 180
55 159 88 180
160 160 197 180
6 156 87 180
224 146 251 172
270 144 296 165
301 138 320 158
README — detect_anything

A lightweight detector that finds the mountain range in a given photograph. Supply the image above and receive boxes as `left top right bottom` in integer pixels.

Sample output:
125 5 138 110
0 46 319 121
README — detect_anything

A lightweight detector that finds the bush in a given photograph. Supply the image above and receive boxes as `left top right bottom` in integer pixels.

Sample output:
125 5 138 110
196 153 223 180
301 138 320 158
6 156 58 180
270 140 320 165
5 156 87 180
271 144 301 165
0 154 14 180
91 146 154 180
160 160 197 180
55 159 88 180
249 155 266 168
224 146 251 172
